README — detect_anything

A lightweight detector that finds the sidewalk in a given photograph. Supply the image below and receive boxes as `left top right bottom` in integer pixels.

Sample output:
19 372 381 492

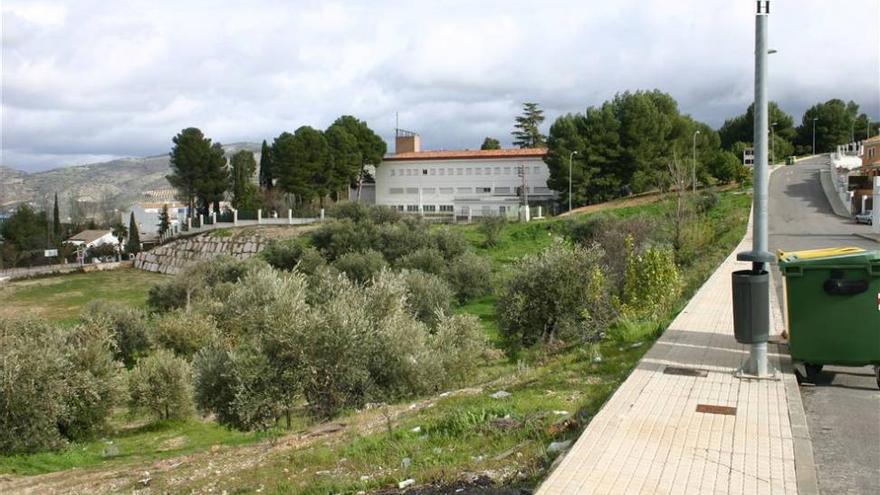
537 230 815 494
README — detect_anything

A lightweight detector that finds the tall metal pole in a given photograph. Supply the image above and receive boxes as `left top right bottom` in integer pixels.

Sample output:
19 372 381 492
692 130 700 193
770 122 776 164
568 151 578 212
812 117 818 155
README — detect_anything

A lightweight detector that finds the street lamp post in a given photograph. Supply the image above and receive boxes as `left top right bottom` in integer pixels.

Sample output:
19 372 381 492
770 122 776 164
692 130 700 193
568 151 578 212
812 117 818 155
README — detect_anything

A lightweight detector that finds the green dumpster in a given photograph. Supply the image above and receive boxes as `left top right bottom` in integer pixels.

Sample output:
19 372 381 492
778 247 880 387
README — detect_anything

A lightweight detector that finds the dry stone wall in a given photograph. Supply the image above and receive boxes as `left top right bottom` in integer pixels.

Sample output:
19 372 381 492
134 233 266 275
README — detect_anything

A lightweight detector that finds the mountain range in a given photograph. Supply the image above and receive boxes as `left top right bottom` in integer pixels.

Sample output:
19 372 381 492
0 143 261 214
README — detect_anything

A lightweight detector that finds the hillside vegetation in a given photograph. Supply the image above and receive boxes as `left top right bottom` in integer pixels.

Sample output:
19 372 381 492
0 190 751 494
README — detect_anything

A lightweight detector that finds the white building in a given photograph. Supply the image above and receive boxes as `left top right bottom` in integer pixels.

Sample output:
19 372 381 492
375 131 554 218
123 202 188 235
67 230 119 249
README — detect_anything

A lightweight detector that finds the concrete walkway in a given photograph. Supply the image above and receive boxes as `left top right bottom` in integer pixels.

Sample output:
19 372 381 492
537 228 815 494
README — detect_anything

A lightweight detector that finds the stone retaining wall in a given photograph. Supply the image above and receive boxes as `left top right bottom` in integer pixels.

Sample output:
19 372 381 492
134 233 266 275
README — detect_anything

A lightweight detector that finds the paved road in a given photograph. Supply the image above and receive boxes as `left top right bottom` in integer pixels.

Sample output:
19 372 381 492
768 156 880 495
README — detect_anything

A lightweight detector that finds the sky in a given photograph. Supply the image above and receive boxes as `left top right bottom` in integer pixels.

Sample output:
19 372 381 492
2 0 879 172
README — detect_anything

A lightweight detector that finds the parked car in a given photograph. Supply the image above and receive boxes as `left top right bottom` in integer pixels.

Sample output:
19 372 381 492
855 210 873 225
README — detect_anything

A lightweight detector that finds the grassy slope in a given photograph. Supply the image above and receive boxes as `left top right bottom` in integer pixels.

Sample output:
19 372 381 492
0 191 752 493
0 268 167 325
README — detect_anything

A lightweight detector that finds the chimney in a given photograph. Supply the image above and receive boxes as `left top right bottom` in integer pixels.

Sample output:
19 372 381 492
395 128 420 154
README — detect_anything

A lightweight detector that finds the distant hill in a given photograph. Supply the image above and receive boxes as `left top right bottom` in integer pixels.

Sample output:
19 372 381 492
0 142 261 213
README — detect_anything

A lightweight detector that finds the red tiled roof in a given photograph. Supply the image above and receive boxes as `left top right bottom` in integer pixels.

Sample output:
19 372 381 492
383 148 547 162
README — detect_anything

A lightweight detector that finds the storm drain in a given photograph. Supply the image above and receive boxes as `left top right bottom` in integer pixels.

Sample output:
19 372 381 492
696 404 737 415
663 366 709 378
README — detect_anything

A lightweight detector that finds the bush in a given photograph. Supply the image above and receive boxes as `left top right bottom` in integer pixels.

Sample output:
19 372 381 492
147 279 188 312
128 349 194 421
498 240 614 349
402 270 454 325
58 320 124 440
479 215 506 247
368 205 402 224
431 227 470 259
81 300 151 366
328 201 370 222
332 249 387 284
261 238 325 274
0 318 69 454
147 257 264 313
619 236 682 321
193 341 240 426
396 247 447 276
151 309 219 357
429 313 487 384
445 252 492 303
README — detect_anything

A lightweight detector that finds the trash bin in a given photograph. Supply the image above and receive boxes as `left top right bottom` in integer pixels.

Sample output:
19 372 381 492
778 247 880 387
731 270 770 344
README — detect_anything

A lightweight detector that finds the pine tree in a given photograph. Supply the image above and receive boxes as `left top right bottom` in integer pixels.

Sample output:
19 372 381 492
126 212 141 255
258 140 273 190
52 193 62 243
230 151 258 209
157 204 171 242
167 128 229 217
511 103 547 148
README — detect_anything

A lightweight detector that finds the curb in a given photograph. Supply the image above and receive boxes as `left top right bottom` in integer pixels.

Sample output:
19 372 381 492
854 232 880 244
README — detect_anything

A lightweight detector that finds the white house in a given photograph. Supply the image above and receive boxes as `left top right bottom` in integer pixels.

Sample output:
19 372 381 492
67 230 119 249
375 131 555 218
123 202 188 235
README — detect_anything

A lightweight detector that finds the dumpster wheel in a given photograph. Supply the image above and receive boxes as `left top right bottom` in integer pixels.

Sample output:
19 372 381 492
875 366 880 390
793 363 823 384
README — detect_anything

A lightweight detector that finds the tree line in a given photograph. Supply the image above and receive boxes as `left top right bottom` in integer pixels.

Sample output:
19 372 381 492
166 115 386 217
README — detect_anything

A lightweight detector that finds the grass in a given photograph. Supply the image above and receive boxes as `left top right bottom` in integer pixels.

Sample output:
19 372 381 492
0 413 264 476
0 268 167 325
0 190 752 492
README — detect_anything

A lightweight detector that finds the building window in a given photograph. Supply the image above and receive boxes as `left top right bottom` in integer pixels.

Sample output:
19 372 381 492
439 169 445 176
477 187 491 194
534 186 550 193
406 187 418 194
533 166 540 174
439 205 454 212
406 205 419 212
495 186 511 194
430 169 436 175
406 169 412 176
390 188 404 194
484 167 490 175
499 206 507 215
390 169 396 176
397 205 405 211
475 168 481 175
439 187 454 194
422 187 436 194
504 166 511 174
422 169 428 175
457 187 472 194
456 168 463 175
482 206 491 216
494 167 501 175
448 168 454 175
423 205 436 213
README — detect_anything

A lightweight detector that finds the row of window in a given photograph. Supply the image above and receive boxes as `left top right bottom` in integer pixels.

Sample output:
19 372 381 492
388 186 550 195
390 205 509 215
389 165 542 177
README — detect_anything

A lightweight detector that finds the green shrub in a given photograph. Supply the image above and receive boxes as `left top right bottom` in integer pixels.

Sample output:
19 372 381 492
431 227 470 259
193 341 240 426
332 249 387 284
151 309 219 357
445 251 492 303
147 279 188 312
401 270 454 325
619 236 682 321
328 201 370 222
128 349 194 421
429 313 487 385
58 320 124 440
479 215 507 247
498 240 614 348
396 247 447 276
311 219 377 260
368 205 402 224
0 317 69 454
147 257 264 312
261 238 325 274
81 300 151 366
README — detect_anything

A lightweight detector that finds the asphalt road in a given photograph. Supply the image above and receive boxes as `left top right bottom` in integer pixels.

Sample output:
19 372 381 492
768 156 880 494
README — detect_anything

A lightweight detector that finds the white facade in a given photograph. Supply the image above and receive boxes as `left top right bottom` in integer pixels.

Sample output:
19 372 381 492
124 203 188 235
67 231 119 249
375 153 554 217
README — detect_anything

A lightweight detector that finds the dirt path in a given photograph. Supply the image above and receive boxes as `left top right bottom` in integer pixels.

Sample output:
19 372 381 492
0 388 486 494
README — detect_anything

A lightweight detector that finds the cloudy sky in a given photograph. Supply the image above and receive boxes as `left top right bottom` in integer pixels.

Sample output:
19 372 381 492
2 0 878 172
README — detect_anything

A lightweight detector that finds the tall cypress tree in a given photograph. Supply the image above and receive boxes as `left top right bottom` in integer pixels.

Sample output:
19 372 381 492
259 140 273 190
126 212 141 254
52 193 62 243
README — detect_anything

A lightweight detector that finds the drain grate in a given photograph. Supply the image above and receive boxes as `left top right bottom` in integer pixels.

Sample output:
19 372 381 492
663 366 708 377
696 404 736 415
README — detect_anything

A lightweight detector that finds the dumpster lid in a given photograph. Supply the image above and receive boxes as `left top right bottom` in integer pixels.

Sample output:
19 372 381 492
778 247 880 268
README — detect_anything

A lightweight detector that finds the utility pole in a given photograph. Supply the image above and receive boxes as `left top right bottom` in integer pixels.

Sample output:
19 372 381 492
692 130 700 193
734 0 774 378
568 151 578 212
770 122 776 164
812 117 818 155
518 164 530 222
